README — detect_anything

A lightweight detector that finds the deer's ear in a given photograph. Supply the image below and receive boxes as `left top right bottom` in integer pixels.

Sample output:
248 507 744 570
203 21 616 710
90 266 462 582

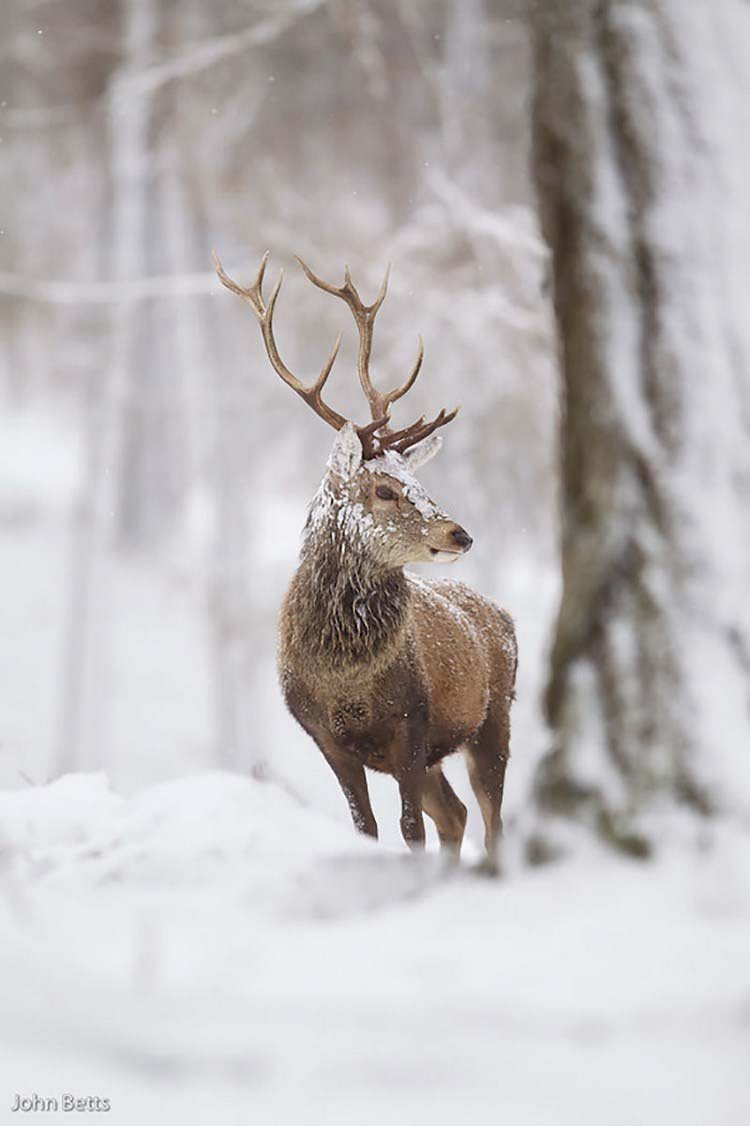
327 422 363 480
404 433 443 470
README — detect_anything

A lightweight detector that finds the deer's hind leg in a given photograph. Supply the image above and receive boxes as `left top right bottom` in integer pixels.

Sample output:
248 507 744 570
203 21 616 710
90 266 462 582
422 765 467 859
464 707 510 873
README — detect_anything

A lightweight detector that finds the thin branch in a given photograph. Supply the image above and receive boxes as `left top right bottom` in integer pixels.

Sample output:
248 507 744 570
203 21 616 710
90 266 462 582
427 168 547 260
0 267 253 306
0 102 94 129
126 0 327 96
0 0 327 131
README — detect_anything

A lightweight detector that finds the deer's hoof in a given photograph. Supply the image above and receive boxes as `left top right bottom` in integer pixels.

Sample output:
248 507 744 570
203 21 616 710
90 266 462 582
473 855 502 879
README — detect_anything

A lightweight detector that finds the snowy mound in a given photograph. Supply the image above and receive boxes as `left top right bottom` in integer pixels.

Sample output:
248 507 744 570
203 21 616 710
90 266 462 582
0 774 749 1126
0 771 442 918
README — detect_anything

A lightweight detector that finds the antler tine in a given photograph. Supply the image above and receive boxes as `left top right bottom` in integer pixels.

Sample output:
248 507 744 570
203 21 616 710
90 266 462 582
211 248 269 317
367 262 390 316
296 255 411 427
380 406 460 455
382 335 424 414
381 415 426 444
212 249 346 432
295 255 380 414
356 413 391 459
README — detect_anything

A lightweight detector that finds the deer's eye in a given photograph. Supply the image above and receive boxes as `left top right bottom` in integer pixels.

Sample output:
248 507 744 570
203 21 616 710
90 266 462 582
375 485 397 501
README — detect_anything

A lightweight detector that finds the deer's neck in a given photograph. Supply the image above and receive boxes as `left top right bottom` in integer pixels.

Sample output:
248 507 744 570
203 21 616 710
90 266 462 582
292 521 409 669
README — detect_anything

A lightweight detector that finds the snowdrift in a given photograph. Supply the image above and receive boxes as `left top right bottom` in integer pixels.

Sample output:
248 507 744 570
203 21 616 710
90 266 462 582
0 772 748 1125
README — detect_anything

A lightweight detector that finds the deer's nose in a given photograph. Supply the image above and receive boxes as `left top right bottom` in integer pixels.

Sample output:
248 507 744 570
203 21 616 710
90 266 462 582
451 527 473 551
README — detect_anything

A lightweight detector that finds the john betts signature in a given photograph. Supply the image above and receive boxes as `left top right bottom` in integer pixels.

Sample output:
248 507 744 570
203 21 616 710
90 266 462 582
11 1093 110 1113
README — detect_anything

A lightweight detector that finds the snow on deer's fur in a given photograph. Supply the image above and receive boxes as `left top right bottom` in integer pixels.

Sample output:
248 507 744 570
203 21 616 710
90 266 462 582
213 249 517 869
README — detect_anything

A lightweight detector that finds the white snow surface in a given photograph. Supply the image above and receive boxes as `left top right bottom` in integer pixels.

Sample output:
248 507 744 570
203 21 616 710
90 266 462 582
0 771 748 1126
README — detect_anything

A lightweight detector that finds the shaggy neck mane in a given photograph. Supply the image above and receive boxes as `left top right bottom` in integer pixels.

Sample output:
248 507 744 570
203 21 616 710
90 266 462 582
294 490 408 666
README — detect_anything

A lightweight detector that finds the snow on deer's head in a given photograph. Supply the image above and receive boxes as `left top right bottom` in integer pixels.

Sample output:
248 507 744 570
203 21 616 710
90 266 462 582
211 250 471 568
316 423 471 567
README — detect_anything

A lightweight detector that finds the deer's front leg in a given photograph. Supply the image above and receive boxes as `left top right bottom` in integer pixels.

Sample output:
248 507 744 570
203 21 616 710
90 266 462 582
318 739 378 839
391 724 427 851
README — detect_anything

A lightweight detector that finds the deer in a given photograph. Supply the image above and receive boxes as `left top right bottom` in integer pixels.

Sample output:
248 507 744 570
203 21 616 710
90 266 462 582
212 249 517 871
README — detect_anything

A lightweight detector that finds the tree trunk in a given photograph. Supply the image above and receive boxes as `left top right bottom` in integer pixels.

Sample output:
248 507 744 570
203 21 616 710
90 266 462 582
56 0 157 774
529 0 750 855
442 0 493 204
113 3 180 550
162 154 264 776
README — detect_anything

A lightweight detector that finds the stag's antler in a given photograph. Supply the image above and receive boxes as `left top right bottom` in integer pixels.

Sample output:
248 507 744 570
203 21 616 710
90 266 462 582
212 250 457 459
212 250 342 429
294 257 424 427
212 250 388 457
295 257 458 455
376 408 460 455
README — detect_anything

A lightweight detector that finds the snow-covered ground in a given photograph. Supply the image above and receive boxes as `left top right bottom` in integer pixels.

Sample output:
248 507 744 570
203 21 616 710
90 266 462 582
1 771 749 1126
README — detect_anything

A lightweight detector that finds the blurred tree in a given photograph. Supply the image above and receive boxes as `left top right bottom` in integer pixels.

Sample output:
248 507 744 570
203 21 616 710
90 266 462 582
442 0 493 203
58 0 158 772
529 0 750 855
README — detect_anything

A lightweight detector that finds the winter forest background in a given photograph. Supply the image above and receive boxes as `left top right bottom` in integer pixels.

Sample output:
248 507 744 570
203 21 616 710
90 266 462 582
0 0 555 809
1 1 749 1124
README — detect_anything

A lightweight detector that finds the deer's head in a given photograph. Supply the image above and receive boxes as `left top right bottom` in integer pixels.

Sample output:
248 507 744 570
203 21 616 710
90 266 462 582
212 250 472 569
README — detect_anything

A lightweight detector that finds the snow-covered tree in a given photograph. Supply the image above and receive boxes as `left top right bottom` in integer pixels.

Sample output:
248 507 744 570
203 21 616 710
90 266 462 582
529 0 750 854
